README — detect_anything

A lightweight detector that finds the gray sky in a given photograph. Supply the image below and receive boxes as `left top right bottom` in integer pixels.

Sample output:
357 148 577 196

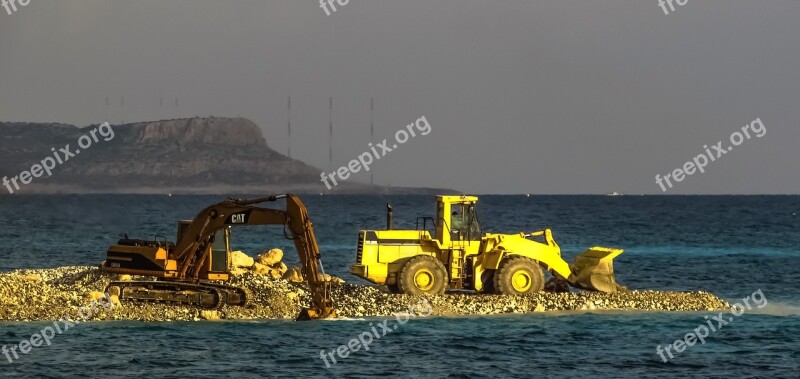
1 0 798 194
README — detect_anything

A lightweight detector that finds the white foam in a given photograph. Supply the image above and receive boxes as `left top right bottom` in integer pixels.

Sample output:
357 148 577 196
322 317 366 321
742 302 800 316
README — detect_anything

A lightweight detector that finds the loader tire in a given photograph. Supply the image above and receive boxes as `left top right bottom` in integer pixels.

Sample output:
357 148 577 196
398 256 447 296
386 282 401 294
480 269 496 293
494 256 544 295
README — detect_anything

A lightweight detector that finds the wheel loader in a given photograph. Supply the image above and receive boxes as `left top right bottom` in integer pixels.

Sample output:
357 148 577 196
99 194 336 320
349 195 623 295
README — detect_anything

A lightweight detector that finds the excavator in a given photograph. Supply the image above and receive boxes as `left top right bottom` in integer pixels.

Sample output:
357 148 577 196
100 194 336 320
350 195 623 296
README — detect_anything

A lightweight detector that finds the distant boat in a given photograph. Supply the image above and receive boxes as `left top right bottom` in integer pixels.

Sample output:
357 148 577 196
606 192 623 196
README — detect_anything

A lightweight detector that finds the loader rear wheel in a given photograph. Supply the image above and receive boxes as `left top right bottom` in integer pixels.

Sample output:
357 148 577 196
494 256 544 295
398 256 447 295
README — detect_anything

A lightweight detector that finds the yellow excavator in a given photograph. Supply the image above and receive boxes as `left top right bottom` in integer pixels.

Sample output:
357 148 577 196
350 195 623 295
100 194 336 320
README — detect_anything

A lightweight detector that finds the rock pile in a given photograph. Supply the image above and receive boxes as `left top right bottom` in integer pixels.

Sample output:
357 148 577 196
230 249 290 279
0 265 731 322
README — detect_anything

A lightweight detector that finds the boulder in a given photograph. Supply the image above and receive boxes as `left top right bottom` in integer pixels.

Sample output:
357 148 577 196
106 286 121 297
283 267 303 283
230 251 254 268
85 291 106 301
229 267 247 276
256 248 283 266
109 294 122 308
252 262 270 275
269 269 284 279
274 262 288 275
316 273 344 283
200 310 220 320
316 273 333 282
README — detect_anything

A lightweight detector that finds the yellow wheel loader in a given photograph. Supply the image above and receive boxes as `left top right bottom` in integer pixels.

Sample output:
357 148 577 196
349 195 623 295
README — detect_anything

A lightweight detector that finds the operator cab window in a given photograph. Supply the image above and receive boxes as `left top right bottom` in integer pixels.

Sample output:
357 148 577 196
451 203 482 241
209 228 229 273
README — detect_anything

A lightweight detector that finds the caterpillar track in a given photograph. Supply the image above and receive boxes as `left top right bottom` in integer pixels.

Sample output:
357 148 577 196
105 281 252 308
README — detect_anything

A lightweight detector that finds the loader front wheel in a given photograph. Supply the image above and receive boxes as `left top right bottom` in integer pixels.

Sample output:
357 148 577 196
398 256 447 295
386 282 401 293
494 256 544 295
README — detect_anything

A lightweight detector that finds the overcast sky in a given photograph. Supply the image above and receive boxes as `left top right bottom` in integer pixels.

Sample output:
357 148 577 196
0 0 798 194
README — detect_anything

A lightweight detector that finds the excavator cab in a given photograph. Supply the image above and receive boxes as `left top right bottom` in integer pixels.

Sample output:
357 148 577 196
209 228 229 274
177 220 229 277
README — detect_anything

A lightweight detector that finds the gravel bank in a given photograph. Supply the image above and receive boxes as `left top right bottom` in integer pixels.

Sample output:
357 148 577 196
0 266 730 322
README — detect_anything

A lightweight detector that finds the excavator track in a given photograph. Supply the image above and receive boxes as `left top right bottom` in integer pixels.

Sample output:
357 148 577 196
105 281 251 309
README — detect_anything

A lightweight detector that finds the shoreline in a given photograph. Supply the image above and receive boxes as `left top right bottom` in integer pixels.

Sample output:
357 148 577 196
0 266 731 322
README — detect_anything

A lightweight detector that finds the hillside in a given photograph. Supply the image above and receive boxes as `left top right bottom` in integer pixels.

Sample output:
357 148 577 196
0 117 448 195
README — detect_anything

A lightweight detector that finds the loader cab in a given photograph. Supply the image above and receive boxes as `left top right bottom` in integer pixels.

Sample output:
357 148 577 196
435 196 482 245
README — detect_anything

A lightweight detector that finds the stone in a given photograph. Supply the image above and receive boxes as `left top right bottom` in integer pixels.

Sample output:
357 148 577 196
85 291 106 301
316 273 333 282
230 251 254 268
256 248 283 266
230 267 247 276
106 286 121 297
20 274 41 282
116 274 132 281
252 262 270 275
109 294 122 307
200 310 220 320
283 267 303 283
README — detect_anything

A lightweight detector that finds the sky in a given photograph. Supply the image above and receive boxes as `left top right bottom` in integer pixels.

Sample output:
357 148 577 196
0 0 798 194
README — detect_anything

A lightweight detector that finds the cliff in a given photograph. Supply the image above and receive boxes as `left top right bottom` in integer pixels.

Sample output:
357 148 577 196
0 117 447 194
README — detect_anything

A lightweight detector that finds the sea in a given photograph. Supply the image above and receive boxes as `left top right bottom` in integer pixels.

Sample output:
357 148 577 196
0 195 798 378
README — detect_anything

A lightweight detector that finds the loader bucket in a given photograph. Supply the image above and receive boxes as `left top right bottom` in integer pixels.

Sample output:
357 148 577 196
568 247 623 293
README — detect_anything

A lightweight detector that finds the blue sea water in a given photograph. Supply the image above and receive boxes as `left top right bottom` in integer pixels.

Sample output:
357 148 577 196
1 195 799 378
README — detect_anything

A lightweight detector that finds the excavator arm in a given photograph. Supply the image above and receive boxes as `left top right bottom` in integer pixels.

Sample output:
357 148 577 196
169 194 336 319
284 195 336 320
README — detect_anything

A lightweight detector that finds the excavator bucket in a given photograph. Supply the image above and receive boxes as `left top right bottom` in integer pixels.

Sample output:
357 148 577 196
295 280 337 321
296 307 337 321
568 247 623 293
